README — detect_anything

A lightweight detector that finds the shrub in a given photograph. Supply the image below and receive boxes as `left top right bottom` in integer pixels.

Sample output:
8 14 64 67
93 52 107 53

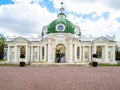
92 54 98 58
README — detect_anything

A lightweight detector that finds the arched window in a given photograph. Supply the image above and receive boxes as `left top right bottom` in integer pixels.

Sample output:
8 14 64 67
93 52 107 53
42 47 44 59
20 47 25 58
96 47 102 58
77 47 80 58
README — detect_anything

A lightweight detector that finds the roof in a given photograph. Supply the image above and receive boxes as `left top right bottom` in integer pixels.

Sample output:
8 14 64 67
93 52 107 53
47 18 75 34
6 36 41 42
81 35 116 42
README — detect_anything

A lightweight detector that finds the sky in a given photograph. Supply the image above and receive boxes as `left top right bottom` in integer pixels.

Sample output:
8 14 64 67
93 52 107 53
0 0 120 40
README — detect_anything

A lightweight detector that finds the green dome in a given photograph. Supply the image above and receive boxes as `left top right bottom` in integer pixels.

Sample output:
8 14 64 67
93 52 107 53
47 18 75 34
42 2 81 36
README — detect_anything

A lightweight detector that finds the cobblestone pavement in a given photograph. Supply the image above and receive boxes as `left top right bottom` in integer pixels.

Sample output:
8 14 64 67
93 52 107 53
0 65 120 90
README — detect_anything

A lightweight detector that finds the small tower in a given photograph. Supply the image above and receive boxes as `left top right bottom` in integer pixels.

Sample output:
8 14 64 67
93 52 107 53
60 2 64 13
57 2 66 19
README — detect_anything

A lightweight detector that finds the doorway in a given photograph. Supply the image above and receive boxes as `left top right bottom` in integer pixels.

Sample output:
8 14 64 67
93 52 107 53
55 44 65 63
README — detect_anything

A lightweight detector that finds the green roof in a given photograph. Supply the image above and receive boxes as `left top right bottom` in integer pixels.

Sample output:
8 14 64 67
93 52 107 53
47 18 75 34
43 2 81 35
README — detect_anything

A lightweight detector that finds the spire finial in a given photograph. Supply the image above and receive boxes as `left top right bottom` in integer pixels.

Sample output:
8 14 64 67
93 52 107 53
61 2 63 6
57 2 66 18
60 2 64 13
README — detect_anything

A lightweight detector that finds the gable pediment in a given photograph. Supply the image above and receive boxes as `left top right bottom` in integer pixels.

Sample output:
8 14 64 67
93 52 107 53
93 36 110 43
12 36 29 43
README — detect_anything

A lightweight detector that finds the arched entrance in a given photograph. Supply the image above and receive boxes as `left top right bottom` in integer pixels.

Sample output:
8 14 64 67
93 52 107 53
55 44 65 63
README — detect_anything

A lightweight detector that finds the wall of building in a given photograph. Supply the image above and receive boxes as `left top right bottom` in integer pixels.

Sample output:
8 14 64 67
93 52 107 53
5 34 116 64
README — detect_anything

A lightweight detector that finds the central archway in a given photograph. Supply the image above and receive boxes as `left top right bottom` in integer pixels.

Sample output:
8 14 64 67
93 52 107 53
55 44 65 63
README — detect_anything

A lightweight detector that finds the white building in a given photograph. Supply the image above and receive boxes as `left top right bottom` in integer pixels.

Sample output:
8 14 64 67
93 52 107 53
5 3 116 64
117 40 120 51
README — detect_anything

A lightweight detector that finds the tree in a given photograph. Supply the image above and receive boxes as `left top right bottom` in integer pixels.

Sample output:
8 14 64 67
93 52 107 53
115 44 120 60
0 34 5 60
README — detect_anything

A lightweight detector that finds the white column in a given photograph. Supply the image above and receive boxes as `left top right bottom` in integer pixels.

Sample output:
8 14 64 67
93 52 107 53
28 46 30 62
14 45 17 63
79 46 82 62
25 45 28 62
48 40 51 63
37 46 40 62
40 47 42 60
44 44 47 62
69 40 73 63
82 46 85 62
93 45 96 54
105 45 109 63
7 46 10 62
31 46 33 62
29 46 31 62
112 46 115 62
74 44 77 62
89 46 91 62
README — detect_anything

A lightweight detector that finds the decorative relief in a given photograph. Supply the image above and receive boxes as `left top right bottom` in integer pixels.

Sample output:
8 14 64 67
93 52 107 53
55 36 66 43
94 37 109 43
13 37 28 43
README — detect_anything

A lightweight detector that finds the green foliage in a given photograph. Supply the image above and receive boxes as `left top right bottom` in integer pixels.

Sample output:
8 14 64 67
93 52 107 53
0 63 19 66
98 63 119 66
0 63 30 66
92 54 98 58
89 62 119 66
0 60 6 62
115 45 120 60
0 34 5 59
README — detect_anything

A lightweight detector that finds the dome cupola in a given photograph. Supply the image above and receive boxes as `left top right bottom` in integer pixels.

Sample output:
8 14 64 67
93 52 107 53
42 2 81 37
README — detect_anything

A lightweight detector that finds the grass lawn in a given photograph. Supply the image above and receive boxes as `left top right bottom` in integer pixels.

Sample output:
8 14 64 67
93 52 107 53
89 62 120 66
98 63 120 66
0 59 6 62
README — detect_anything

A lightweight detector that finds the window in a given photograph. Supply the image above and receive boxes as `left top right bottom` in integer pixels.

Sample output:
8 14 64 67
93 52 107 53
42 47 44 59
20 47 25 58
77 47 80 58
96 47 102 58
85 52 88 59
56 23 65 32
35 52 37 59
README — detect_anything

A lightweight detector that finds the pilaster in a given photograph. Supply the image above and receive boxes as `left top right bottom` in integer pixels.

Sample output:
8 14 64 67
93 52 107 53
79 46 82 62
7 46 10 62
40 46 42 60
31 46 33 62
112 46 115 62
69 39 73 63
37 46 40 62
89 46 91 62
25 45 28 62
82 46 85 62
105 45 109 63
14 45 17 63
74 44 77 62
44 44 47 62
93 45 96 54
48 39 51 63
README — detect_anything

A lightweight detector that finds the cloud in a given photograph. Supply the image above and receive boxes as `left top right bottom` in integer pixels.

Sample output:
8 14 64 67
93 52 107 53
104 0 120 10
12 0 42 4
0 0 56 37
50 0 120 40
0 0 120 40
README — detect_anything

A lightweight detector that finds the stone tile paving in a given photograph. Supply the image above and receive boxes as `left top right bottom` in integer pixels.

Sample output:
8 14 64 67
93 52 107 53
0 65 120 90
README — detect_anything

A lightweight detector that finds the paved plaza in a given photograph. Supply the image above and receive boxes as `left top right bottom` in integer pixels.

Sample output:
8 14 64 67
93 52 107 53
0 65 120 90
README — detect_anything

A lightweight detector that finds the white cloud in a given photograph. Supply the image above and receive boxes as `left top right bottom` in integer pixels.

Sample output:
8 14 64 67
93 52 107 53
0 0 56 37
12 0 42 4
0 0 120 40
104 0 120 10
50 0 120 40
